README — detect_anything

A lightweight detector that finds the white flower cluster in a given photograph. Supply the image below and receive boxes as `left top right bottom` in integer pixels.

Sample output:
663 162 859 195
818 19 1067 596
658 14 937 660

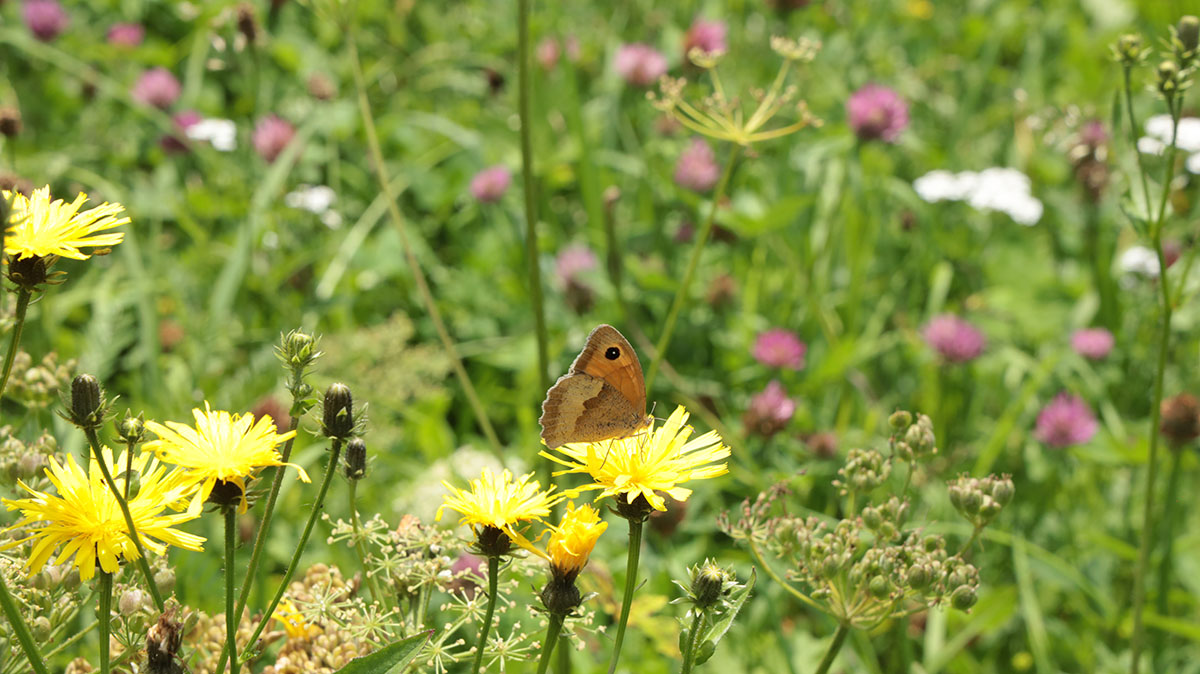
1118 245 1160 278
1137 114 1200 174
185 118 237 152
913 167 1044 226
285 185 342 228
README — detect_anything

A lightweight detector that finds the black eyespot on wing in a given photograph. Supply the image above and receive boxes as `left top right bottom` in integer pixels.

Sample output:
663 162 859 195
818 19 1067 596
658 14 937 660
605 346 621 360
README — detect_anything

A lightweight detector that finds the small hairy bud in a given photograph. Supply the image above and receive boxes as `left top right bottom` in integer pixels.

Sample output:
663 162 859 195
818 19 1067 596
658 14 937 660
322 383 354 439
1157 60 1181 98
1177 16 1200 64
888 410 912 430
1114 33 1144 66
68 374 106 429
116 410 147 445
691 560 729 609
344 437 367 480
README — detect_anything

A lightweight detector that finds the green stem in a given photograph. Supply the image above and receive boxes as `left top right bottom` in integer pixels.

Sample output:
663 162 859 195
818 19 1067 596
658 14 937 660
0 573 49 674
747 538 824 613
240 440 345 664
470 555 500 674
42 619 96 661
1129 97 1181 674
813 623 851 674
98 571 113 674
0 288 31 404
346 14 501 455
122 439 134 501
225 507 240 674
1152 447 1184 662
678 609 705 674
85 428 164 611
535 613 566 674
557 632 571 674
517 0 548 395
1122 66 1154 224
644 145 742 391
607 519 644 674
348 480 386 611
218 414 301 673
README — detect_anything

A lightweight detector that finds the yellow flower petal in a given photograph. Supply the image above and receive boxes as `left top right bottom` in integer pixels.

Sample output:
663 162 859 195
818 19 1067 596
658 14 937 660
4 186 128 260
438 468 561 556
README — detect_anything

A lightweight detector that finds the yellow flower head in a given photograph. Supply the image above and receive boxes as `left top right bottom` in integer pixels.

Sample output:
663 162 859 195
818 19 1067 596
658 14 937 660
4 186 128 260
143 403 305 514
541 405 730 513
273 599 322 640
546 502 606 580
436 468 561 555
1 448 204 581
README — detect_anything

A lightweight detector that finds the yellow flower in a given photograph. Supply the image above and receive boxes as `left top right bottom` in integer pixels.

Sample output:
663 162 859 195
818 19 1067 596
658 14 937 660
273 599 322 640
546 502 606 579
4 186 128 260
541 405 730 512
436 468 560 555
143 403 305 514
1 448 204 581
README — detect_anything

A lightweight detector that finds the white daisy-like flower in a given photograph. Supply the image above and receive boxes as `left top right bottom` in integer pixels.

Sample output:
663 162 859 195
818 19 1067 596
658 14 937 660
1118 245 1160 277
186 118 237 152
914 167 1043 225
284 185 336 214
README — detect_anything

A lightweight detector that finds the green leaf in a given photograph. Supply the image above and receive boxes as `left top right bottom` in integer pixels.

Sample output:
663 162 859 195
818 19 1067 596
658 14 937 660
692 570 756 665
331 630 432 674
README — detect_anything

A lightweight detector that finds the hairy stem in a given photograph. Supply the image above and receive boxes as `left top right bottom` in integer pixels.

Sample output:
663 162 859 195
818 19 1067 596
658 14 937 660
225 507 240 674
98 571 112 674
678 609 706 674
470 556 500 674
535 613 566 674
0 288 31 407
607 519 644 674
813 623 851 674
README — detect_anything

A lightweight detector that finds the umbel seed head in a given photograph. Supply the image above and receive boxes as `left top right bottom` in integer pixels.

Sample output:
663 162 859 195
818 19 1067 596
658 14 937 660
322 383 354 439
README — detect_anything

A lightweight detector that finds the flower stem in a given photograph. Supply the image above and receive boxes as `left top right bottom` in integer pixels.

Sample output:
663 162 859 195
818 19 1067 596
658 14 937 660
85 428 165 611
644 145 742 392
747 537 824 613
225 507 240 674
470 555 500 674
98 571 113 674
345 16 501 455
217 414 301 673
813 623 851 674
0 574 49 674
535 613 566 674
240 439 344 664
348 479 387 611
1152 446 1185 665
0 288 31 404
1128 96 1181 674
678 609 705 674
517 0 548 396
607 519 644 674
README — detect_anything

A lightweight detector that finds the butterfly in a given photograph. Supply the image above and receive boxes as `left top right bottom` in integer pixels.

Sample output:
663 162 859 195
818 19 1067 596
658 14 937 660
539 324 653 449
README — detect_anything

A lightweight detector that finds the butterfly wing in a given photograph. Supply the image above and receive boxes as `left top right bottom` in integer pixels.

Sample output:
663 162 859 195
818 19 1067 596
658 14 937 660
568 324 647 414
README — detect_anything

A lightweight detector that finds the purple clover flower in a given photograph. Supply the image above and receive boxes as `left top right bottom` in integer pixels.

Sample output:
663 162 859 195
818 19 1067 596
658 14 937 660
923 315 985 363
1071 328 1114 361
1035 393 1098 448
470 165 511 203
674 138 720 192
615 44 667 87
846 84 909 143
753 329 806 370
252 115 295 162
131 68 181 110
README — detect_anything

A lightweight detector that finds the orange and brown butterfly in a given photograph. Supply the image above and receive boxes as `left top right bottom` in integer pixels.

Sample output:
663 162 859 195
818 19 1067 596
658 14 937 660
539 324 653 449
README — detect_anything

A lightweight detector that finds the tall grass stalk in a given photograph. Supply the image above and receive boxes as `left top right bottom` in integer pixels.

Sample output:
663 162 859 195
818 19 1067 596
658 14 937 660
1125 85 1181 674
345 9 501 454
517 0 549 396
644 145 741 391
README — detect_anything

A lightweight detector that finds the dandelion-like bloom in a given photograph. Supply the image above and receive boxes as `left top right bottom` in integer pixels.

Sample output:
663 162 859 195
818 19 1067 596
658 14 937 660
743 380 795 438
846 84 908 143
683 19 727 56
252 114 295 162
752 328 806 369
545 502 606 580
143 403 306 514
541 406 730 513
1034 393 1097 448
1 449 203 581
436 468 560 554
923 315 985 363
470 165 512 203
4 186 128 260
106 22 144 47
1071 328 1114 360
674 138 721 192
615 43 668 87
132 67 182 110
23 0 68 42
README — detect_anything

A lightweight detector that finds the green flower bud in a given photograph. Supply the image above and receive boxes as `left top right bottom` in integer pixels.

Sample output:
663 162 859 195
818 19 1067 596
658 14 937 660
279 330 317 368
30 616 51 642
950 585 978 611
869 576 892 599
116 410 147 446
888 410 912 430
862 506 883 530
1158 60 1181 97
1178 16 1200 55
322 383 354 440
69 374 104 429
1115 33 1143 65
906 564 931 590
691 560 730 609
344 437 367 480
